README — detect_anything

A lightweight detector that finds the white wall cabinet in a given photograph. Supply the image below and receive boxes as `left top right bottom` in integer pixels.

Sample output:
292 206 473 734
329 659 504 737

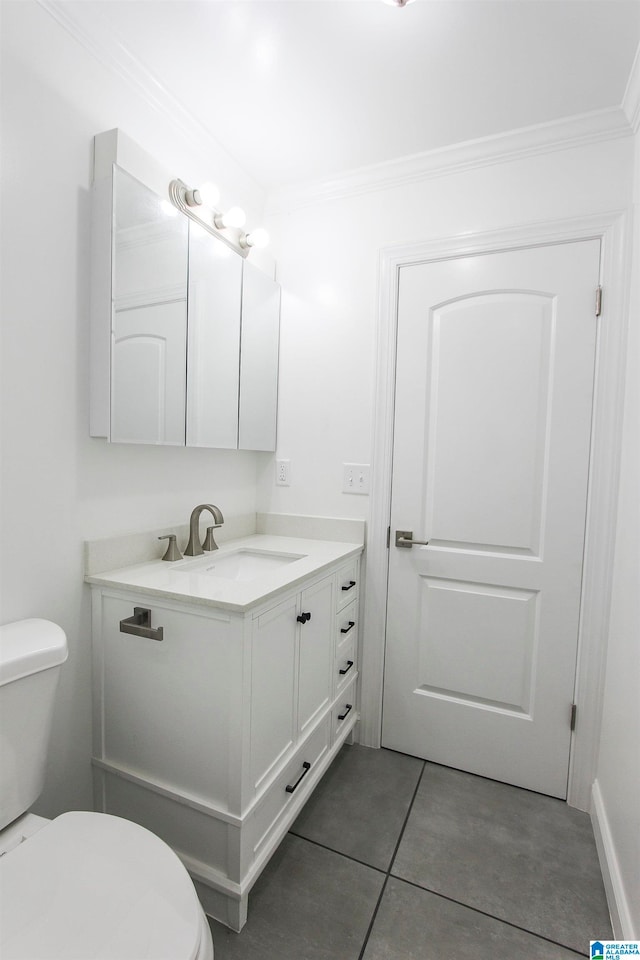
90 555 361 930
90 150 280 450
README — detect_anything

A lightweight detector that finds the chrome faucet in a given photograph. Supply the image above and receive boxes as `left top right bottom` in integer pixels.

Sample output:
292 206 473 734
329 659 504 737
184 503 224 556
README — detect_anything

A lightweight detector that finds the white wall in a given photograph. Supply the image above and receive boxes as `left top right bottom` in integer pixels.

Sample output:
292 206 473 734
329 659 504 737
260 137 634 519
593 126 640 938
0 1 268 816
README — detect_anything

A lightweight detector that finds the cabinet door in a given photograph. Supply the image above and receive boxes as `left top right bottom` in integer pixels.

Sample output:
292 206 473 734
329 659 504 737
297 577 334 737
238 261 280 451
250 595 298 791
186 227 243 448
100 596 238 810
111 166 188 445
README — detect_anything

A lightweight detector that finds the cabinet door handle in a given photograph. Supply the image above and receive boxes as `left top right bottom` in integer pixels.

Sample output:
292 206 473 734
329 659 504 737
119 607 164 642
296 612 312 624
339 659 354 676
341 580 356 592
340 620 355 635
338 703 353 721
285 761 311 794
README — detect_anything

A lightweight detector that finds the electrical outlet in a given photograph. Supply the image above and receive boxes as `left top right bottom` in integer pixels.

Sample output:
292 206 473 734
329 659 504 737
276 459 291 486
342 463 370 495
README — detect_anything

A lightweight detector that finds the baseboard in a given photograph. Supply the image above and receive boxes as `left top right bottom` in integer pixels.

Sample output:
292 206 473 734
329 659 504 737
591 779 637 939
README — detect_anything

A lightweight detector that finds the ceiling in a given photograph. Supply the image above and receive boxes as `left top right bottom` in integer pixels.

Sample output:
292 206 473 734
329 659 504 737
58 1 640 190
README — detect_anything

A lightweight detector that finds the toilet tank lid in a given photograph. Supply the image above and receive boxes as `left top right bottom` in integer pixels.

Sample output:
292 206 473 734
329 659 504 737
0 619 68 686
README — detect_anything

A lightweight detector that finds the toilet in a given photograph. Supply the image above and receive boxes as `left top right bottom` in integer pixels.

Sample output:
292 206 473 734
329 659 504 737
0 618 214 960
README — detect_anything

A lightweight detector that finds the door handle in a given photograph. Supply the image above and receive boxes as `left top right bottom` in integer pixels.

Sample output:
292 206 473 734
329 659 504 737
395 530 430 548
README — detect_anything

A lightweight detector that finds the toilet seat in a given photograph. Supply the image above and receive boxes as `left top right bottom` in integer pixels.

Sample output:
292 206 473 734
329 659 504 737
0 811 213 959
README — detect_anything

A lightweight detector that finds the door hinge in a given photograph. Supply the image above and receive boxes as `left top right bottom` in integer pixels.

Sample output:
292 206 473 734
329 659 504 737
570 703 577 731
595 285 603 317
386 525 391 549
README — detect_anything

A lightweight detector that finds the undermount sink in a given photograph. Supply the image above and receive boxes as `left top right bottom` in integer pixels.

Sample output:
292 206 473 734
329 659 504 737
179 549 306 582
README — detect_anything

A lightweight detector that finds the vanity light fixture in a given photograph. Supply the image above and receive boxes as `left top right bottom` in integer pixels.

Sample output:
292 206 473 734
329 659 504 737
168 179 267 257
198 181 221 208
241 228 270 250
213 206 246 230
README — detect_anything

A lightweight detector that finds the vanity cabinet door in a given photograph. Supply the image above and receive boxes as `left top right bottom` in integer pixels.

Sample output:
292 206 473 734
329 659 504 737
297 576 334 737
250 595 298 793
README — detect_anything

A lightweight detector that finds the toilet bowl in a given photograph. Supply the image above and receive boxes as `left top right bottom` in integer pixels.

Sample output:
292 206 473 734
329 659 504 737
0 618 214 960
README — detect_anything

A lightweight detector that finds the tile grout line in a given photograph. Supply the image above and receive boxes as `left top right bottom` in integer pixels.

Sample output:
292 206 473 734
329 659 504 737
356 760 428 960
386 873 589 958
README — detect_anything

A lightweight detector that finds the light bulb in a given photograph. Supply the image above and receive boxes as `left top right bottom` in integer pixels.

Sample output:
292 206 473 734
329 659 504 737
214 206 246 230
244 228 269 249
198 181 220 208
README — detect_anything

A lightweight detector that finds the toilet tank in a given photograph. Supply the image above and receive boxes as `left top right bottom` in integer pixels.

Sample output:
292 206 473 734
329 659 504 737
0 619 68 830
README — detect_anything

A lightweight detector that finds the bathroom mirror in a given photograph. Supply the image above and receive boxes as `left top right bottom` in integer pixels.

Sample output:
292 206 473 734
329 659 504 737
186 226 243 448
111 167 189 444
91 162 280 450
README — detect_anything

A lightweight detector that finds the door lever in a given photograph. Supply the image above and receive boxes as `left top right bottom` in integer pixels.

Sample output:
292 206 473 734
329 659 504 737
395 530 430 548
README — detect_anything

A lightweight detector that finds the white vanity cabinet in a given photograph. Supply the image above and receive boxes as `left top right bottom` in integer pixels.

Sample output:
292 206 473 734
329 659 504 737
90 554 360 931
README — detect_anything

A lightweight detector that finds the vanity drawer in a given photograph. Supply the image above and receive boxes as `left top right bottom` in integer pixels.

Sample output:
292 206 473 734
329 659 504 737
335 633 357 697
336 600 358 653
332 677 358 743
248 716 330 861
336 559 359 611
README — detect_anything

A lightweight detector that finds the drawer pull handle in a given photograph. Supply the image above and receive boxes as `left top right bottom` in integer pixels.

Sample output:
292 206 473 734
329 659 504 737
338 703 353 721
285 761 311 794
297 612 312 624
339 659 354 676
340 620 355 635
119 607 164 642
341 580 356 592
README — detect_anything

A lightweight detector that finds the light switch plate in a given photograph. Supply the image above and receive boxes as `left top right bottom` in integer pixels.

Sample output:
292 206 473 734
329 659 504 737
343 463 370 495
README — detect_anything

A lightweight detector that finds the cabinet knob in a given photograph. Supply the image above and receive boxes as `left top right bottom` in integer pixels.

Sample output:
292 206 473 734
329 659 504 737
297 612 312 624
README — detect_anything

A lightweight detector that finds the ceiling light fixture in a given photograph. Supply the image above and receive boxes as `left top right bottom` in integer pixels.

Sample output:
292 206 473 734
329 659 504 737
382 0 416 7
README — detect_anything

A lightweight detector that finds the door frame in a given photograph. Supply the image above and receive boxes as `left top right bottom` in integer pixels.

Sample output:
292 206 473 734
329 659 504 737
360 210 632 810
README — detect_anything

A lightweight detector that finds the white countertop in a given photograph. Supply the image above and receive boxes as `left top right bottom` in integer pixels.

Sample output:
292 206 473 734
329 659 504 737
85 534 362 612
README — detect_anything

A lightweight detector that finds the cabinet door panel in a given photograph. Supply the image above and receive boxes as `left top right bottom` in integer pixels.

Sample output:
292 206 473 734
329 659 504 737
298 577 334 736
238 261 280 451
101 596 236 809
186 229 242 448
111 166 188 445
251 596 297 791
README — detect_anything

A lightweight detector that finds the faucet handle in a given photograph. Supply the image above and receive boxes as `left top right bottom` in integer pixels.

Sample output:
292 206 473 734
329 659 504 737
158 535 183 562
202 525 221 552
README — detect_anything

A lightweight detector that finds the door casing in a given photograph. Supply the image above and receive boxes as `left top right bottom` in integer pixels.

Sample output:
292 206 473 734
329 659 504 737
360 210 632 811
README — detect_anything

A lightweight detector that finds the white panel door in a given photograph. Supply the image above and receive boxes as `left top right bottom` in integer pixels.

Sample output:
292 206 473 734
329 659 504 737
382 240 600 798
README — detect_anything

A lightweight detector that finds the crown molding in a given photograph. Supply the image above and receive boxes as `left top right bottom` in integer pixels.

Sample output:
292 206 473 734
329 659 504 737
36 0 261 194
622 43 640 134
266 107 633 215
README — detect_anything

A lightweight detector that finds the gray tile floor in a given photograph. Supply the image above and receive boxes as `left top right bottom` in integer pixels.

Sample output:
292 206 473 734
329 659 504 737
209 745 612 959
